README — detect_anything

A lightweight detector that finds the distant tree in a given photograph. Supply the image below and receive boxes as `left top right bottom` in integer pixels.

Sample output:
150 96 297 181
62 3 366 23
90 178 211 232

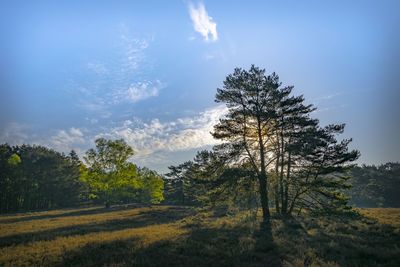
349 163 400 207
81 138 164 207
165 161 199 205
0 144 17 212
0 144 83 213
136 167 164 204
165 165 186 205
81 138 140 208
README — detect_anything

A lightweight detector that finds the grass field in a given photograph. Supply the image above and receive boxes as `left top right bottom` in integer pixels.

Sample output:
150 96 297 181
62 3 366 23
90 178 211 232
0 205 399 267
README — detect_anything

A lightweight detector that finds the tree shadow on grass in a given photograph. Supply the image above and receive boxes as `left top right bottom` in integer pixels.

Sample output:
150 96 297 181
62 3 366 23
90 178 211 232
56 218 282 267
277 212 400 266
0 204 154 224
0 206 194 248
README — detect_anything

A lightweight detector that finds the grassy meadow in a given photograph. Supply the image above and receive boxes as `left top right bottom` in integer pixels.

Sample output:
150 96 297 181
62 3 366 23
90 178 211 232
0 205 399 267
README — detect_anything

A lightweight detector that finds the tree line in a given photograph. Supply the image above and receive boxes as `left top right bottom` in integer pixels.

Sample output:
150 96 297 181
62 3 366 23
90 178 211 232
0 139 164 213
0 145 83 213
348 162 400 207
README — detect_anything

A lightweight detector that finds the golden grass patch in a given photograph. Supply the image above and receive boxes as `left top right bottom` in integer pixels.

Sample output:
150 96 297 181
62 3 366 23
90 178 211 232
358 208 400 227
0 206 399 266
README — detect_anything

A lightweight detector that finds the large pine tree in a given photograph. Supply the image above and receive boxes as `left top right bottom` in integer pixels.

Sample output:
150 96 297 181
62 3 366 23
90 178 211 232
212 65 359 222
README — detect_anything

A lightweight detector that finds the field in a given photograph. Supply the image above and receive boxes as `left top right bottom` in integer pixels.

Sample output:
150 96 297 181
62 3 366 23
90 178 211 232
0 206 399 267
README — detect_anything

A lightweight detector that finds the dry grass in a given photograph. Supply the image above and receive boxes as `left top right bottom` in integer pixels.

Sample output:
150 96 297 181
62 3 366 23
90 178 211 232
0 206 399 266
358 208 400 228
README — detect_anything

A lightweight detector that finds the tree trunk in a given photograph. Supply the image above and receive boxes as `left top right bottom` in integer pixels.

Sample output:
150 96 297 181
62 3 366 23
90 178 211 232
282 151 291 214
105 192 111 208
274 183 280 213
258 171 270 222
274 147 280 213
279 129 285 214
180 180 185 205
257 118 270 224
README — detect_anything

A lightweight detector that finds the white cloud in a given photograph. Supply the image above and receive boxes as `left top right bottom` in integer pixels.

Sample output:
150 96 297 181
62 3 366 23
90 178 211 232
0 105 228 172
119 27 149 72
312 92 344 103
0 124 89 155
112 80 165 103
0 122 30 145
188 2 218 42
49 127 86 152
70 26 164 116
97 105 228 159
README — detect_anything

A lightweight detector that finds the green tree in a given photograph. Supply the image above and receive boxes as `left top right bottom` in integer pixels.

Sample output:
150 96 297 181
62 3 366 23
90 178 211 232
82 138 140 208
137 168 164 204
7 153 21 166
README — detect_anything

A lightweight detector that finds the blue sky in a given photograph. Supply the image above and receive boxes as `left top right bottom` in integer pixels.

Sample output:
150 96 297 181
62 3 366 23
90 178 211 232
0 0 399 172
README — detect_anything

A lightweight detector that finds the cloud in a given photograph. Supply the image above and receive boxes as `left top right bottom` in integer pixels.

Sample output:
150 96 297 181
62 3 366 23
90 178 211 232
97 105 228 158
188 2 218 42
0 105 228 172
119 27 149 72
112 80 165 104
312 92 344 104
0 124 89 155
69 26 164 117
49 127 87 153
0 122 30 145
314 104 347 113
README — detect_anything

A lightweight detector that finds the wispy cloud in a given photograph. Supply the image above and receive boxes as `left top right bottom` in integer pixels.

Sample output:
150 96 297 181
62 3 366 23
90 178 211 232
188 2 218 42
311 92 347 113
0 122 30 145
119 26 150 72
49 128 86 152
97 105 228 158
314 104 347 113
0 124 89 155
0 105 228 172
112 80 165 104
312 92 344 104
69 25 164 117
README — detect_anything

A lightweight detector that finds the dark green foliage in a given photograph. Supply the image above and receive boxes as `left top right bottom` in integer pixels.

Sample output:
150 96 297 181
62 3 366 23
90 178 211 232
0 144 84 213
349 162 400 207
209 65 359 217
283 123 360 214
164 160 204 206
212 66 286 222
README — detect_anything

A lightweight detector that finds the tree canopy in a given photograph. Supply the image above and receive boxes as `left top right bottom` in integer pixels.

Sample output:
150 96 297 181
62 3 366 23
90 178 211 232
166 65 360 223
0 144 84 213
81 138 164 207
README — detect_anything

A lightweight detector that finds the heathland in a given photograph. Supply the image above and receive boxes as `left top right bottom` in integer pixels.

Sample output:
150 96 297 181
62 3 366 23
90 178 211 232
1 205 399 267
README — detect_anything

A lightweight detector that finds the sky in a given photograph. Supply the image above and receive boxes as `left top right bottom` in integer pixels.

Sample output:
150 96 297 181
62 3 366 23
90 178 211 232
0 0 399 173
